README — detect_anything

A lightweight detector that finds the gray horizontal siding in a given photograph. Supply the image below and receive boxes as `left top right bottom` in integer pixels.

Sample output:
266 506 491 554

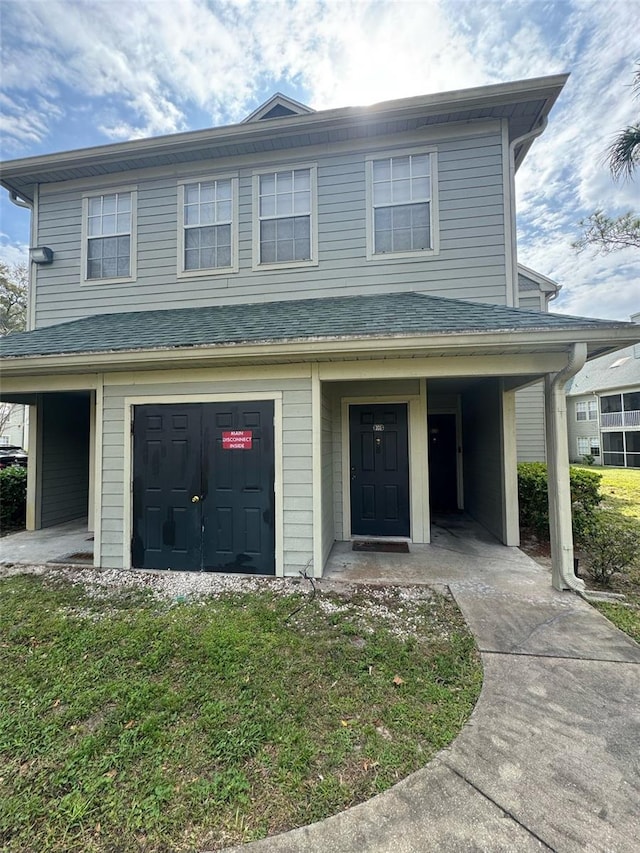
514 294 547 461
567 395 600 464
40 393 90 528
515 383 546 462
34 128 507 327
99 375 312 575
321 383 335 569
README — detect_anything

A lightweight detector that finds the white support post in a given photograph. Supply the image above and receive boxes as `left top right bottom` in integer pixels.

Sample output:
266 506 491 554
544 344 587 592
500 384 520 546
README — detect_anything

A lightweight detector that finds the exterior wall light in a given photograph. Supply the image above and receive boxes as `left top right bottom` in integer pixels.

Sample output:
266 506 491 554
30 247 54 264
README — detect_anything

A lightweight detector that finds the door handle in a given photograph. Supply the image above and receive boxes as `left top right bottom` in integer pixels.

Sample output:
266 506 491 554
191 495 201 503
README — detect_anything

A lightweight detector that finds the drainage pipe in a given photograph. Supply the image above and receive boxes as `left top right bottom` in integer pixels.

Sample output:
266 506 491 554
507 117 548 306
9 190 32 209
545 342 587 592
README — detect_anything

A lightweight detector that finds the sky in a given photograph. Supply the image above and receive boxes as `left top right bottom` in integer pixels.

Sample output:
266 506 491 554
0 0 638 321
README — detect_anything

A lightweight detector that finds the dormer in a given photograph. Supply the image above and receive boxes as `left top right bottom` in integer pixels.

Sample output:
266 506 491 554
242 93 314 122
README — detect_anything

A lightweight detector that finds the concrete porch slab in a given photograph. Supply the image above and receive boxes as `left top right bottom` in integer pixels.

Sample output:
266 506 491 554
0 519 93 565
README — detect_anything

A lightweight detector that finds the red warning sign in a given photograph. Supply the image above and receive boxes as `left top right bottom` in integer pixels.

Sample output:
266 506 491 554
222 430 253 450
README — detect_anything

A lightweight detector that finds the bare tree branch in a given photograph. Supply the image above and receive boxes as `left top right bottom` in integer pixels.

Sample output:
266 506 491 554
0 262 28 336
573 210 640 254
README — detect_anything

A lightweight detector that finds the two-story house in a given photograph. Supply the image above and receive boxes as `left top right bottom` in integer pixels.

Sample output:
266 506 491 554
1 76 638 591
567 324 640 468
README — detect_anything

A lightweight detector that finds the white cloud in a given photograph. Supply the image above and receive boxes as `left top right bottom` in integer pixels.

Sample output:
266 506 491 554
0 0 638 319
0 235 29 268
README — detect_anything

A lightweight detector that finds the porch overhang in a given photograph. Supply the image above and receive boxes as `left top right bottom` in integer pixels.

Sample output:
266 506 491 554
2 327 639 386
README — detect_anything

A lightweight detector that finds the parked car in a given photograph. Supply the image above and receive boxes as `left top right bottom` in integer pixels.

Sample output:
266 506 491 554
0 445 28 469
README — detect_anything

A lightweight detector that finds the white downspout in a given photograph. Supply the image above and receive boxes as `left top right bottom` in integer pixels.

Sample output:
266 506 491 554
9 190 32 209
545 342 587 592
507 118 548 307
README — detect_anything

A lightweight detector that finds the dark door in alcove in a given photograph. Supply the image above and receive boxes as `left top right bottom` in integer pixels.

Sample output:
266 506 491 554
132 402 274 574
428 413 458 512
349 403 410 537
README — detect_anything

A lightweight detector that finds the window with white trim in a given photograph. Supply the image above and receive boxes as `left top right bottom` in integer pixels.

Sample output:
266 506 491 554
577 436 600 457
84 190 136 281
179 178 237 274
576 400 597 421
253 166 317 268
367 151 437 259
82 187 137 282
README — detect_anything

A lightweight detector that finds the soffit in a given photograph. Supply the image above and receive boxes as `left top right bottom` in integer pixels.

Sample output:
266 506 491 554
1 76 567 202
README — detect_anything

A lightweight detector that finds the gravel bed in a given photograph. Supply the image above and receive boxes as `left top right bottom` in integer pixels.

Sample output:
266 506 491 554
0 562 454 642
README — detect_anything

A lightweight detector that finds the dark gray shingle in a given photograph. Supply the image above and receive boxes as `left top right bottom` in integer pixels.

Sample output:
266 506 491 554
0 291 633 359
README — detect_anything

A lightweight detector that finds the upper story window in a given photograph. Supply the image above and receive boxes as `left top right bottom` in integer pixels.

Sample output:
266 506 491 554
82 188 137 283
576 400 598 421
366 150 439 261
178 177 238 276
252 165 318 270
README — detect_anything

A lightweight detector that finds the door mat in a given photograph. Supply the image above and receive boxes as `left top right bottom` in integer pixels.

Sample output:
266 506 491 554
352 541 410 554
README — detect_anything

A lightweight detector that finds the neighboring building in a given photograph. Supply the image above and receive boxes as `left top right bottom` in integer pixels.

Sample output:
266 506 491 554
0 403 28 449
567 339 640 468
1 77 639 591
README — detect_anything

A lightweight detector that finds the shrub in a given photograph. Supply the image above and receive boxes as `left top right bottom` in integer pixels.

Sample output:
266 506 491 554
517 462 602 545
0 465 27 531
581 511 640 585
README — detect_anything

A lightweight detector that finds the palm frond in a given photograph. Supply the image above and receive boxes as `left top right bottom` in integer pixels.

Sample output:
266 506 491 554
608 123 640 180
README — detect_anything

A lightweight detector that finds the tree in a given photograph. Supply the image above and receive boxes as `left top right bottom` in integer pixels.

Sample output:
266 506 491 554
573 210 640 255
574 64 640 254
0 262 28 445
0 261 28 336
608 65 640 181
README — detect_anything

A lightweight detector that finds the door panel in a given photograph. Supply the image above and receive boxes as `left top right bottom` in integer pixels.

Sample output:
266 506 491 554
132 401 275 574
428 413 458 512
202 401 274 575
132 404 202 570
349 403 410 537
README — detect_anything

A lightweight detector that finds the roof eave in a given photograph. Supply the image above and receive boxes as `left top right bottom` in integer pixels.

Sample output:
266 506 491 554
1 321 637 378
0 74 569 200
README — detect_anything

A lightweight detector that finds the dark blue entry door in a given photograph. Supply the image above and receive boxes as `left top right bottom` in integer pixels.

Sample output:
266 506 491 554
132 402 275 574
349 403 410 538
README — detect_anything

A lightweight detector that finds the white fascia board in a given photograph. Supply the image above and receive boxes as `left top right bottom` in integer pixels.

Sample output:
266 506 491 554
0 75 569 184
2 323 639 378
517 263 561 294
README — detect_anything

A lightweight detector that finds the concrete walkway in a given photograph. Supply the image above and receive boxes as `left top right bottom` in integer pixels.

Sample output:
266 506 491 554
223 521 640 853
0 519 92 565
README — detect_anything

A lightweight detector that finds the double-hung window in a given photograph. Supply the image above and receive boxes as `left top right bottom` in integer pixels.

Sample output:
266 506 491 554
179 177 237 275
577 436 600 457
576 400 598 421
83 189 136 282
253 166 317 268
367 150 438 260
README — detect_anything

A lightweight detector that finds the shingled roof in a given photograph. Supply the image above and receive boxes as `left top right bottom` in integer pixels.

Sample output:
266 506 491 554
566 344 640 396
0 292 636 360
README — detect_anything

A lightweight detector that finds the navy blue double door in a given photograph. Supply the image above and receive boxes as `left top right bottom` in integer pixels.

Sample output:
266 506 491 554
132 401 275 574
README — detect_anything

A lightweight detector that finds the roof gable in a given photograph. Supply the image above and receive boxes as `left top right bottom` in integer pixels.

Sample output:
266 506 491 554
242 93 314 123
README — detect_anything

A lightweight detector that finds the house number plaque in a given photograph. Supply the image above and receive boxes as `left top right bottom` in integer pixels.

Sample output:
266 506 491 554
373 424 385 431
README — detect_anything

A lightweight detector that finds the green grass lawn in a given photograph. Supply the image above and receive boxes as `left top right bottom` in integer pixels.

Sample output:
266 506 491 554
572 465 640 642
572 464 640 521
0 572 481 853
